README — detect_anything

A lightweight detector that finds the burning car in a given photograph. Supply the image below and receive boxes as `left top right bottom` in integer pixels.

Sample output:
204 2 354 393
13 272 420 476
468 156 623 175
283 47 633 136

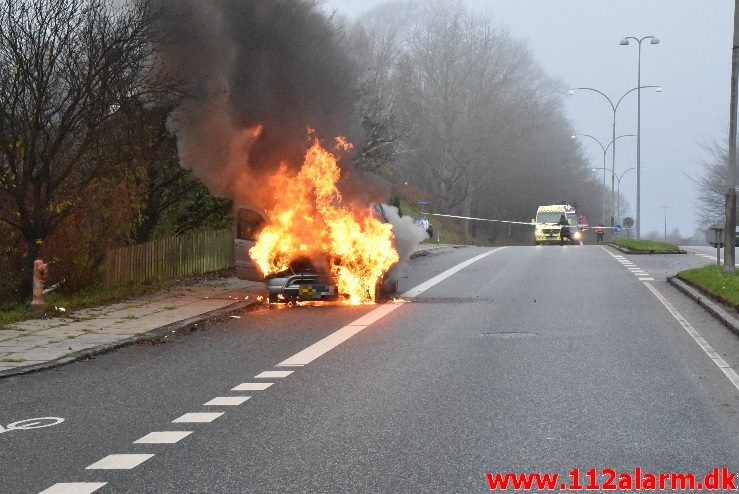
235 203 399 304
233 135 405 304
264 257 337 304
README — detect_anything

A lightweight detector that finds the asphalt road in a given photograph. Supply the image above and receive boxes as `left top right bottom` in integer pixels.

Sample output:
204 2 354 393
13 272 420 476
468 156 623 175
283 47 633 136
683 244 739 267
2 245 738 493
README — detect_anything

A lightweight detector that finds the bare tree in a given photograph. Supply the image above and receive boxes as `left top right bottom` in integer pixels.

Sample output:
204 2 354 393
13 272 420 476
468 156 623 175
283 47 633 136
349 5 410 173
690 142 739 227
354 0 605 239
0 0 169 297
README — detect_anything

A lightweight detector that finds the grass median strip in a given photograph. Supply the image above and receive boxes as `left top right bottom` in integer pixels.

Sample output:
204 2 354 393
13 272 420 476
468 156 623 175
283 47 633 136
613 239 681 252
677 265 739 310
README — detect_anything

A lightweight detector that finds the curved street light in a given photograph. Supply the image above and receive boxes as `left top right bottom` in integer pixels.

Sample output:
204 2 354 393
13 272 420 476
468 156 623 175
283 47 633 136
572 133 635 224
593 166 643 225
568 85 661 227
620 35 660 238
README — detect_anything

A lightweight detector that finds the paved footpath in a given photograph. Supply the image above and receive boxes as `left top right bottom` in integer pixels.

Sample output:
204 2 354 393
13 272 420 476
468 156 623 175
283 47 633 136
0 242 454 378
0 278 265 376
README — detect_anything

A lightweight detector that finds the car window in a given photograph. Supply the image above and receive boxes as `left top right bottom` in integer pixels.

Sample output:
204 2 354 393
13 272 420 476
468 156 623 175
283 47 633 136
236 207 266 241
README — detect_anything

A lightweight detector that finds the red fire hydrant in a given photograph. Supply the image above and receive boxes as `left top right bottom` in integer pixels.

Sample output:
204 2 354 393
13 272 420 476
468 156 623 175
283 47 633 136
31 259 48 307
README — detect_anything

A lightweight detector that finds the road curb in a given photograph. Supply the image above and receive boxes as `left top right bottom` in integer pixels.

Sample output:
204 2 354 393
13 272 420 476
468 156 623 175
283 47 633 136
668 276 739 338
607 243 687 255
0 299 262 380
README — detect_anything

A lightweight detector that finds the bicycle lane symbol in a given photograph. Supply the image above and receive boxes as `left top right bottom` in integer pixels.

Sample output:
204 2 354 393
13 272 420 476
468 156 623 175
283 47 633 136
0 417 64 434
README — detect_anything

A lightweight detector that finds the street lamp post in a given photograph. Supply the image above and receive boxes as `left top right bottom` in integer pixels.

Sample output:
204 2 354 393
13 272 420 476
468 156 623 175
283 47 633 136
572 133 635 225
593 166 641 225
568 85 660 229
620 35 660 239
660 205 672 240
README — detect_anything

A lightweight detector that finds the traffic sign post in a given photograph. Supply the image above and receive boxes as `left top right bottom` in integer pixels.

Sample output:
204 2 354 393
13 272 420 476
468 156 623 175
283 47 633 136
614 224 622 234
417 199 429 214
707 224 725 266
622 218 634 239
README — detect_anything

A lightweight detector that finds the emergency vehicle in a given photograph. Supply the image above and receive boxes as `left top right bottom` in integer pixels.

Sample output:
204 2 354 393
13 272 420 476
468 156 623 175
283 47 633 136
533 203 586 245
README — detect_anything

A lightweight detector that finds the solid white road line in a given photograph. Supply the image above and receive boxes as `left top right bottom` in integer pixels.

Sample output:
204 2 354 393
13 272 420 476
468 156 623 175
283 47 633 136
85 454 154 470
639 278 655 281
38 483 107 494
204 396 250 406
400 248 505 298
232 382 273 391
255 370 293 378
277 248 503 367
172 412 223 423
134 431 193 444
276 316 393 367
643 282 739 392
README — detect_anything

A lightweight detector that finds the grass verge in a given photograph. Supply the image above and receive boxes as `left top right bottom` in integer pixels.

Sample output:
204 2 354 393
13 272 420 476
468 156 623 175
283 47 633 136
677 265 739 310
613 239 680 252
0 281 165 329
0 266 236 329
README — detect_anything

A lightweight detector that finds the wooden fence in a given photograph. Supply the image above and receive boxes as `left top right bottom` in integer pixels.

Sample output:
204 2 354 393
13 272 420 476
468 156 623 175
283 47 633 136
106 228 235 287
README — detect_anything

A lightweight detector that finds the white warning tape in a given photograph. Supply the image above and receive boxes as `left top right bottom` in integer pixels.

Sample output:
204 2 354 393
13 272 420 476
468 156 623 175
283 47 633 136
427 212 620 229
426 213 535 226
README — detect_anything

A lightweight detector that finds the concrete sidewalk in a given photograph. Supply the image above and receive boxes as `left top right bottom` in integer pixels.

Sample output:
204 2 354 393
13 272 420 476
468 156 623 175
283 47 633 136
0 278 265 377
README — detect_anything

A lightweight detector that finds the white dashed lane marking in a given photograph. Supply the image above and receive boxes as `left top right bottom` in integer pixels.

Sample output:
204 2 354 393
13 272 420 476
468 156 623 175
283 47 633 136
204 396 250 406
134 431 193 444
686 249 739 266
85 454 154 470
232 382 273 391
38 483 107 494
600 247 653 280
255 370 293 378
172 412 223 423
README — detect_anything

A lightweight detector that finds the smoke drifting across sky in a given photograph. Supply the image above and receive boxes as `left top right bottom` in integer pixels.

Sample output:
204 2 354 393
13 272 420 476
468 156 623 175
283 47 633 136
151 0 358 209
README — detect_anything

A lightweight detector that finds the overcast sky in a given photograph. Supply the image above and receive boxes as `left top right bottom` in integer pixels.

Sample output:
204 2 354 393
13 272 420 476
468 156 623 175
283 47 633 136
324 0 734 237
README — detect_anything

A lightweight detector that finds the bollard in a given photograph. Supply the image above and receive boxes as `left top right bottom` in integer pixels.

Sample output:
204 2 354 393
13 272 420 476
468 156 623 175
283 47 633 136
31 259 48 307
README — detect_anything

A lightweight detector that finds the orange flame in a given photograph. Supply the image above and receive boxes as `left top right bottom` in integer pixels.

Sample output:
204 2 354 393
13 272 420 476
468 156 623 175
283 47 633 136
249 135 398 304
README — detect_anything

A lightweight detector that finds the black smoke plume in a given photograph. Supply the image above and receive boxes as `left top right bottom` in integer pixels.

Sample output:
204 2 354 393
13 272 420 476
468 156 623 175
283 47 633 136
151 0 361 209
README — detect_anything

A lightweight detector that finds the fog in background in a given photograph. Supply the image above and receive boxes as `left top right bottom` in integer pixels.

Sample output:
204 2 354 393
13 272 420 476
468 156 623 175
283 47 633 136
326 0 733 238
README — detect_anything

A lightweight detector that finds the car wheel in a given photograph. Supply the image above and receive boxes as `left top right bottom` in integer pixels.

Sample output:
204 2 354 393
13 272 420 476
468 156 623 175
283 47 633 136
268 293 278 304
